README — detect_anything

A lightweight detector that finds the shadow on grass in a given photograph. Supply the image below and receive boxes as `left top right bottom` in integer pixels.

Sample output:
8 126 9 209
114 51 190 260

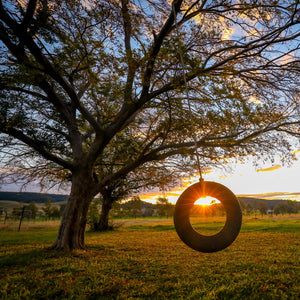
0 247 84 268
0 230 58 245
1 249 48 267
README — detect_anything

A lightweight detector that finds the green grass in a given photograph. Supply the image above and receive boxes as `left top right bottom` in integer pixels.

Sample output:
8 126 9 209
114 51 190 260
0 216 299 299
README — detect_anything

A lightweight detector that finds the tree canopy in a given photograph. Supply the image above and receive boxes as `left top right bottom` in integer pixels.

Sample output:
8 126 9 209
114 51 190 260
0 0 299 250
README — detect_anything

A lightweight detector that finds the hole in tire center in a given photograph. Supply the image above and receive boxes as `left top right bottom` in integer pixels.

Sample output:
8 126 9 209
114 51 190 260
189 197 227 235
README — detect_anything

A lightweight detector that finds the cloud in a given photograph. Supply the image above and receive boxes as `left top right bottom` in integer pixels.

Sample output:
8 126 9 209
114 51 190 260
248 96 263 105
277 53 297 66
292 150 300 155
218 174 233 180
256 165 281 172
221 26 235 41
17 0 26 8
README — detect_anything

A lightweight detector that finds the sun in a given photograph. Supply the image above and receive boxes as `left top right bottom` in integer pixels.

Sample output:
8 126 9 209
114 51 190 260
194 196 220 206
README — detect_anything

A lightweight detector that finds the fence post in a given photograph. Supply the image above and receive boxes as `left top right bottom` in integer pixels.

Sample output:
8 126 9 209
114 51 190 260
18 206 26 232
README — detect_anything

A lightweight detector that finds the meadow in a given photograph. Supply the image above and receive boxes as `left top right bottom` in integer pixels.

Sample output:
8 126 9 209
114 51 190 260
0 216 299 299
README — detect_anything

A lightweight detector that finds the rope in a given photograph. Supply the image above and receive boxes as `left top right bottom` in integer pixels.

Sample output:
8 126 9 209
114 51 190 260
172 3 203 182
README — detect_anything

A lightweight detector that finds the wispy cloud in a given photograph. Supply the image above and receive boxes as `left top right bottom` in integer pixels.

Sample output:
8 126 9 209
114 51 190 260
248 95 263 105
292 150 300 155
256 165 281 172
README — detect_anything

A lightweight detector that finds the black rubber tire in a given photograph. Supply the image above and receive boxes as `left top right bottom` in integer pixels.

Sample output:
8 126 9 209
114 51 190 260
174 181 242 253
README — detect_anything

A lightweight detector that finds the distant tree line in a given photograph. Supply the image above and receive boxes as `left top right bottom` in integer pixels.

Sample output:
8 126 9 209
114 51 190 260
1 196 299 226
238 199 300 216
0 200 66 221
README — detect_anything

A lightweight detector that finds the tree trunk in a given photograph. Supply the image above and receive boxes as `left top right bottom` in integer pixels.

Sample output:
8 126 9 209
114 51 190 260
96 194 113 231
51 170 95 251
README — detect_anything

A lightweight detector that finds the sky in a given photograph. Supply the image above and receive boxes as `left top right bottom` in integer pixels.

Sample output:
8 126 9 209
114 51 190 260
139 151 300 204
1 151 299 204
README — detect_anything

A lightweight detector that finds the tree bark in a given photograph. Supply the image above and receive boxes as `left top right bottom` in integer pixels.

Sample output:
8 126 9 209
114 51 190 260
96 194 113 231
51 170 95 251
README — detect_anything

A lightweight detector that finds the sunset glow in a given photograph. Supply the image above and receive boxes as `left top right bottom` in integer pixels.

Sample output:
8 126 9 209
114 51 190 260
140 152 300 204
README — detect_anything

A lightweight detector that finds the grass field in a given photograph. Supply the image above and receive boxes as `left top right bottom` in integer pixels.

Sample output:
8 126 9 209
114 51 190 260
0 216 299 299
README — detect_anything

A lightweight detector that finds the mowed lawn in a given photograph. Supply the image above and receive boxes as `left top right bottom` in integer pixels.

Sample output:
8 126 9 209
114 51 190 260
0 216 299 299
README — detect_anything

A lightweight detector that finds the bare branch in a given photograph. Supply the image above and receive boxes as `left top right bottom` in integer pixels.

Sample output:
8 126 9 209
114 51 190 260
21 0 38 28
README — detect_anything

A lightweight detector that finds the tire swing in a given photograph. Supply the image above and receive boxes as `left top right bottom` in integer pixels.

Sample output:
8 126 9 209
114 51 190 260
174 179 242 253
171 6 242 253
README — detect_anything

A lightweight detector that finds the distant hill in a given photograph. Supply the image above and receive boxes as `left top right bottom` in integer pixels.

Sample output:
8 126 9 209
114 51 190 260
0 191 68 204
0 200 25 209
237 197 290 209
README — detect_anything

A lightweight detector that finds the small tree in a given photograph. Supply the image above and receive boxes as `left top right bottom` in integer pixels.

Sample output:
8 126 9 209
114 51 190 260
110 201 123 219
258 202 268 216
41 199 60 219
245 203 253 216
50 206 61 219
124 196 143 218
42 199 53 220
27 202 38 219
156 196 174 218
274 202 288 215
286 200 299 214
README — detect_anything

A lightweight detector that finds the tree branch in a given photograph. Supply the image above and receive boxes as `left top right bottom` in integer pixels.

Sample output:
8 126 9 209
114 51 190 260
21 0 38 28
1 127 74 170
99 119 300 187
0 3 104 135
140 0 183 98
105 0 184 140
121 0 137 103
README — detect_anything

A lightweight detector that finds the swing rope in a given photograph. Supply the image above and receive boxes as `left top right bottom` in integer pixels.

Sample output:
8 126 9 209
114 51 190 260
172 3 203 182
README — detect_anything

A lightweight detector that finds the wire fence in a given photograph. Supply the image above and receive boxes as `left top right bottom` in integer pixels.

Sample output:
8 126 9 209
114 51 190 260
0 207 62 231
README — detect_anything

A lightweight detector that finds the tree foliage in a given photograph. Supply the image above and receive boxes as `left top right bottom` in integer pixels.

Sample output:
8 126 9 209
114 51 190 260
156 196 174 217
0 0 299 250
258 201 268 215
27 201 38 219
41 199 60 219
274 200 299 215
124 196 143 218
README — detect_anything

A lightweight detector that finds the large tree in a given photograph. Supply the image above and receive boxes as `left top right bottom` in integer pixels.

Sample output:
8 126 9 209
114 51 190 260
0 0 299 251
